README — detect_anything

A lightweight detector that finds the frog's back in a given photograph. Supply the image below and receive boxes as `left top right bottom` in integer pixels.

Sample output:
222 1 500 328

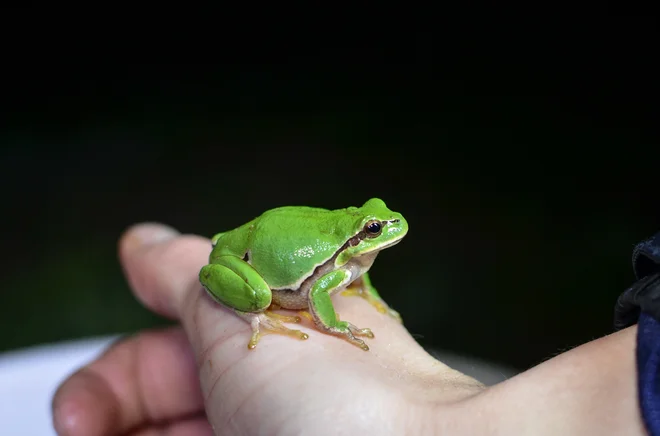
215 205 362 289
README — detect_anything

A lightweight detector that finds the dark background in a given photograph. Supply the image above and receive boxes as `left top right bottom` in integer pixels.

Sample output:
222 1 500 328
1 19 657 371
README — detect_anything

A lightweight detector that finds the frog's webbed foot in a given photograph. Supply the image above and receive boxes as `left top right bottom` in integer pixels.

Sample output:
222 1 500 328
341 286 403 323
298 309 374 350
325 321 374 351
236 310 309 350
307 269 381 351
344 321 374 339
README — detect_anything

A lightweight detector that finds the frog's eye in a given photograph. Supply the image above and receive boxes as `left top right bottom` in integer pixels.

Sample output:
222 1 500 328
364 220 382 237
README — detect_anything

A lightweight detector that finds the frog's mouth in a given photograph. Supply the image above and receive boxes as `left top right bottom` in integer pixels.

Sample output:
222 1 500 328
348 239 403 258
372 238 403 251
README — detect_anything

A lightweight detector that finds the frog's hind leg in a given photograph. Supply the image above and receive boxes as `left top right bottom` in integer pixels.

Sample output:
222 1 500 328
233 310 309 350
200 257 308 350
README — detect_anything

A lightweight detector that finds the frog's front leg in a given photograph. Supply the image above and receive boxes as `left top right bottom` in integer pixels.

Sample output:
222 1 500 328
200 256 308 350
341 272 403 323
308 270 375 351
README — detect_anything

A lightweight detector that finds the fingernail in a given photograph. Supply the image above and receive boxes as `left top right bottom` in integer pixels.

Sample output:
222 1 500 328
122 223 179 254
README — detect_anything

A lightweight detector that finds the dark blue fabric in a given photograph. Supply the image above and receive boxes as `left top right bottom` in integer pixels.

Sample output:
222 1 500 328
638 312 660 435
622 231 660 435
633 233 660 280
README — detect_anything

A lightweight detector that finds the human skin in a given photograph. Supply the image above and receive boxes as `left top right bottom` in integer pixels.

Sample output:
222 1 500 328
51 223 646 436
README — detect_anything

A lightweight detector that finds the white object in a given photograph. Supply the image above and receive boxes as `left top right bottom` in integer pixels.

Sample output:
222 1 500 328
0 336 118 436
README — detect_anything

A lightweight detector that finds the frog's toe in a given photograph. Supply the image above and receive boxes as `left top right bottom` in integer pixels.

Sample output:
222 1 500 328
328 323 371 351
239 311 309 350
340 288 361 298
345 322 374 339
297 310 314 323
344 334 370 351
266 311 303 324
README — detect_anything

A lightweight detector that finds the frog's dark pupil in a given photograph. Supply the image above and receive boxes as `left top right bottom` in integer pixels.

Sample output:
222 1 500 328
367 222 381 234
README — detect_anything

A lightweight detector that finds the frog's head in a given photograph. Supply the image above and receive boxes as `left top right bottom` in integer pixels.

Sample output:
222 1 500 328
336 198 408 266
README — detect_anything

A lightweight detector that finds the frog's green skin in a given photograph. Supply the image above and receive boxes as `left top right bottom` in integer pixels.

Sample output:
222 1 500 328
199 198 408 351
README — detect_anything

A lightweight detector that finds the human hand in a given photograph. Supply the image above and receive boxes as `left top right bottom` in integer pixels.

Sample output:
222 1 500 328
52 223 485 436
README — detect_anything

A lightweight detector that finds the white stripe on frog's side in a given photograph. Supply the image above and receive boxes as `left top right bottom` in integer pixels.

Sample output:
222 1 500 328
270 250 380 310
268 218 401 292
268 229 366 292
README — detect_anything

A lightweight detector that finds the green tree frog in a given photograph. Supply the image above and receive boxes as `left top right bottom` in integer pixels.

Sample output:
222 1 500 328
199 198 408 351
